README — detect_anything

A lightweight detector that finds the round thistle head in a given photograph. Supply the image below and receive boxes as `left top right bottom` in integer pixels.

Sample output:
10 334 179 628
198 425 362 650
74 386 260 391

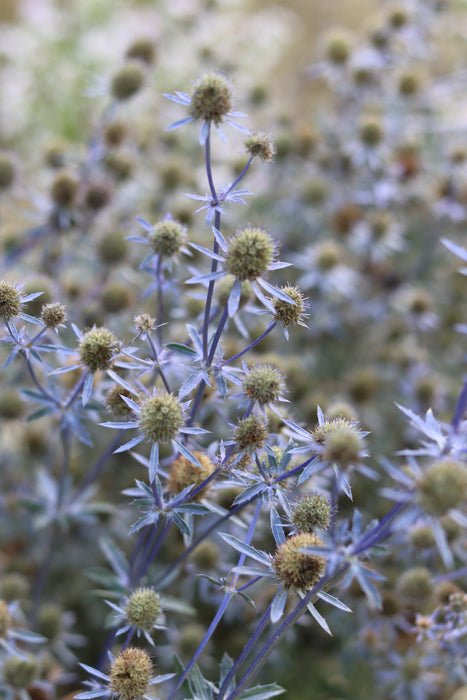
359 117 383 147
0 154 15 190
0 280 22 321
85 181 111 210
79 327 121 373
0 389 23 420
168 452 215 501
98 232 128 265
2 654 39 688
37 603 62 639
0 573 29 602
242 364 285 406
324 29 352 64
125 588 162 632
189 73 233 124
434 581 460 605
398 72 419 96
148 220 186 257
388 6 409 28
109 647 153 700
291 492 331 533
101 283 133 314
273 285 307 328
111 63 145 101
398 567 432 602
272 532 326 590
106 386 135 419
105 152 134 181
312 418 364 468
409 525 435 550
40 302 66 328
135 313 156 335
0 600 12 637
417 459 467 516
51 171 78 207
126 38 156 65
303 179 327 206
104 121 128 147
314 241 343 270
138 393 184 444
233 415 269 452
225 227 275 281
244 131 275 162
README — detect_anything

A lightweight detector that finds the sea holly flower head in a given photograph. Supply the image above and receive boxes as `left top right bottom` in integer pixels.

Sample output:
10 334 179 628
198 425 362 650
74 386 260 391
244 131 276 162
79 327 122 373
105 589 165 646
272 532 327 591
0 280 43 327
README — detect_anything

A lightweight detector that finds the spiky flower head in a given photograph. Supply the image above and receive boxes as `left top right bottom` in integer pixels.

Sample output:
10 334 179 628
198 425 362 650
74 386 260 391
168 452 215 501
272 533 326 590
109 648 153 700
79 327 121 373
0 281 22 321
148 219 186 257
416 459 467 516
242 364 285 406
312 418 364 468
224 227 276 281
2 654 39 688
135 313 156 334
189 73 233 124
398 567 432 602
234 415 269 452
138 393 184 444
0 600 12 637
291 492 331 533
273 285 307 328
244 131 275 162
41 302 67 328
111 63 145 101
125 588 162 632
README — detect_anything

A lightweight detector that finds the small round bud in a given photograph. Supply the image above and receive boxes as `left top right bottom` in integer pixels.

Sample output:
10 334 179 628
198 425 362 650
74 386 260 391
44 140 67 168
244 131 275 162
109 647 153 700
441 516 461 542
233 415 269 452
388 6 409 29
0 154 15 190
291 492 331 533
104 122 128 147
348 368 379 403
79 327 121 373
148 220 186 257
398 567 432 602
303 179 327 206
104 152 134 181
409 525 435 550
0 600 12 637
40 302 66 328
0 389 23 419
312 418 364 468
0 280 22 321
50 171 78 207
417 459 467 516
273 285 307 327
111 63 145 101
168 452 215 501
125 38 156 65
138 394 184 444
225 227 275 281
98 232 128 265
85 181 111 210
359 117 383 147
381 591 399 616
101 283 133 314
2 654 39 688
189 73 232 124
434 581 460 605
324 30 352 64
37 603 62 639
272 532 326 590
125 588 162 632
398 72 419 96
314 241 343 270
242 364 284 405
106 386 135 419
0 573 29 602
333 203 361 235
135 313 156 334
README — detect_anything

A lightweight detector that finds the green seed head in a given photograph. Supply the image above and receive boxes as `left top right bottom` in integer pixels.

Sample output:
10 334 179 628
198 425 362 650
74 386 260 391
225 227 275 281
291 492 331 533
0 389 23 420
50 171 78 207
0 573 29 602
359 117 384 147
233 415 269 452
40 302 66 328
98 232 128 265
272 532 326 590
244 131 275 162
111 63 145 101
399 72 419 96
417 459 467 516
148 220 186 257
104 151 134 181
37 603 62 639
243 364 285 405
324 30 352 64
398 567 432 602
168 452 215 501
0 154 15 190
85 181 111 210
79 327 121 373
273 285 307 327
189 73 232 124
2 654 39 688
0 280 22 321
109 647 153 700
126 38 156 65
190 541 220 570
104 121 128 147
125 588 162 632
313 418 364 467
0 600 12 637
138 393 184 444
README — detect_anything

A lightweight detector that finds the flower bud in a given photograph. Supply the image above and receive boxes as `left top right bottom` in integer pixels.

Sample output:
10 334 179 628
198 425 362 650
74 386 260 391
138 394 184 444
272 533 326 590
291 492 331 533
125 588 162 632
109 648 153 700
243 364 285 405
273 285 307 327
79 327 121 373
148 220 186 257
225 227 275 281
417 459 467 516
168 451 215 500
111 63 145 101
233 415 269 452
189 73 232 124
41 302 66 328
0 280 22 321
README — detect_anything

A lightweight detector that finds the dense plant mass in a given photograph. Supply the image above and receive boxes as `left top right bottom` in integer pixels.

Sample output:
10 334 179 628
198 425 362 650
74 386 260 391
3 0 467 698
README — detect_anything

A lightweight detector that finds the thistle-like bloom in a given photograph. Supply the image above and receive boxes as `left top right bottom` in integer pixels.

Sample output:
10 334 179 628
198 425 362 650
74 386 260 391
105 588 165 646
187 225 292 317
164 72 248 143
272 533 327 591
77 647 173 700
0 280 43 328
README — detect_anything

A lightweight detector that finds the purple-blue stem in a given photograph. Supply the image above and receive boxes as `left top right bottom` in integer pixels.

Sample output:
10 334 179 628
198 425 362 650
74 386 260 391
221 323 277 367
64 369 89 409
155 254 164 348
223 157 253 198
